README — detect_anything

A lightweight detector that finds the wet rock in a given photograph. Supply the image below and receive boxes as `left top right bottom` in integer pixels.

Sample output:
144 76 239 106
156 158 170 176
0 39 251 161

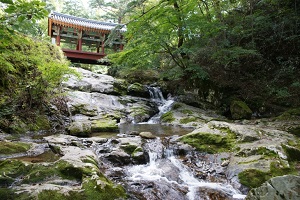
89 137 108 144
105 150 131 165
246 175 300 200
132 150 147 164
68 121 91 137
139 132 156 139
230 100 252 120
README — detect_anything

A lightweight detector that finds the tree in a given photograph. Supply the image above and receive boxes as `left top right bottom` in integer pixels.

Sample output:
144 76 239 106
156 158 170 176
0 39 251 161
110 0 300 111
0 0 48 36
89 0 144 23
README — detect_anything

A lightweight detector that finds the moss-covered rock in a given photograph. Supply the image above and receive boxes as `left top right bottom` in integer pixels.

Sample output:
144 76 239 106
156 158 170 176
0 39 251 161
68 121 92 137
113 79 129 95
246 175 300 200
0 141 31 155
238 161 297 188
179 117 197 124
276 107 300 121
230 100 252 120
71 103 98 116
161 111 175 123
282 144 300 161
0 160 28 187
82 175 127 200
91 118 118 132
120 144 138 155
127 83 149 98
238 169 270 188
179 132 236 154
37 190 85 200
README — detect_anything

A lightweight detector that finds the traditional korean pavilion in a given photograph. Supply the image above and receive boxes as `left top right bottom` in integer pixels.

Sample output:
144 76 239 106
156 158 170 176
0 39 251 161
48 11 126 64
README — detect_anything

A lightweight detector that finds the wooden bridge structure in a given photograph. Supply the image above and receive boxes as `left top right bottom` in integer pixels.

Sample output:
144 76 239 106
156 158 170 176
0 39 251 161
48 12 126 64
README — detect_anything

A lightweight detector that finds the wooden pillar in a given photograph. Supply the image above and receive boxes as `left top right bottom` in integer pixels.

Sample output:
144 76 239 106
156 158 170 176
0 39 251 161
101 33 105 54
77 30 83 51
55 26 61 46
120 35 124 51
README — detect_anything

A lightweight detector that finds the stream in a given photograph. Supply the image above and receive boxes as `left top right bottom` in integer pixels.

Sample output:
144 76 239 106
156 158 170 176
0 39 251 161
93 87 246 200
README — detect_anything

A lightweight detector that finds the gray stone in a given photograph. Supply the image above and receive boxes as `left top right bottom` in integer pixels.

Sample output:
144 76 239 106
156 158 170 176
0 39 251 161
68 121 91 137
246 175 300 200
139 132 156 139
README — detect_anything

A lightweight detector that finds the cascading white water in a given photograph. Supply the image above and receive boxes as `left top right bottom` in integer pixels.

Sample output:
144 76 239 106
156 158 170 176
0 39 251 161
147 86 174 124
126 139 246 200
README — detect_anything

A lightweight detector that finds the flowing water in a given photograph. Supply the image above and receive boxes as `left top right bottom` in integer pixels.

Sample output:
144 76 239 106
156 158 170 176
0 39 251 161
147 86 174 124
124 139 246 200
93 86 246 199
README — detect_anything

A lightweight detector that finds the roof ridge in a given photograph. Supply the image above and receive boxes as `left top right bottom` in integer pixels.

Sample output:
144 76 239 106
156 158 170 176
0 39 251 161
49 11 125 27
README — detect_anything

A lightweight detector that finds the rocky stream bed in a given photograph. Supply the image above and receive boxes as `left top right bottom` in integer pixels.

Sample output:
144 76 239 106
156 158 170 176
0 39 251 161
0 67 300 200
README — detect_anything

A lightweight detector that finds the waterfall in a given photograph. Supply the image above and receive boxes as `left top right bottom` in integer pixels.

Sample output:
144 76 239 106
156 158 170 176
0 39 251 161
147 86 174 124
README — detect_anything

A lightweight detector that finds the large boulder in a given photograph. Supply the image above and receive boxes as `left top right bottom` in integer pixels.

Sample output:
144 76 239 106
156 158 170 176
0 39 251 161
230 100 252 120
127 83 150 98
91 118 119 132
246 175 300 200
68 121 91 137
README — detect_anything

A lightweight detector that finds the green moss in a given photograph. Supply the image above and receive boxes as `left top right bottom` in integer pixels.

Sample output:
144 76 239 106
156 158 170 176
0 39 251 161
288 126 300 137
172 103 183 109
238 169 270 188
38 190 85 200
276 107 300 120
130 107 149 117
180 132 235 154
132 147 143 155
82 177 127 200
29 115 51 131
238 161 297 188
257 147 278 158
82 156 98 167
0 141 31 154
182 109 193 114
56 160 89 181
0 188 32 200
21 164 58 184
230 100 252 120
161 111 175 123
282 144 300 161
121 144 138 155
179 117 197 124
269 161 297 177
91 119 118 132
0 160 28 186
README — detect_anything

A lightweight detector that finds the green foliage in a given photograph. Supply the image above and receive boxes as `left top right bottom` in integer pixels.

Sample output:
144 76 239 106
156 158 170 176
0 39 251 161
0 28 74 133
109 0 300 111
0 0 48 36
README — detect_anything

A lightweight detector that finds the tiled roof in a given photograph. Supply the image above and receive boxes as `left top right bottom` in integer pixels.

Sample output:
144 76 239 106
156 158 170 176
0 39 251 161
49 11 126 32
